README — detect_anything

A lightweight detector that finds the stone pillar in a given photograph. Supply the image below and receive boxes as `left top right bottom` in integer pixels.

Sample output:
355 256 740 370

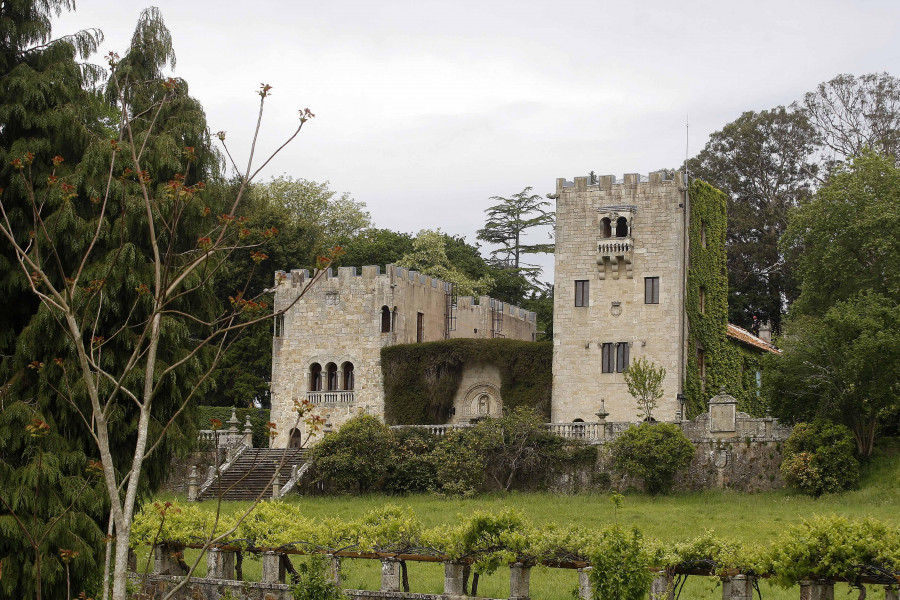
721 575 754 600
577 566 592 600
187 466 199 502
650 571 674 600
243 416 254 448
509 562 531 600
444 562 465 596
206 548 235 580
381 558 401 592
885 586 899 600
261 551 285 583
272 467 281 499
153 545 182 576
800 580 834 600
329 554 342 586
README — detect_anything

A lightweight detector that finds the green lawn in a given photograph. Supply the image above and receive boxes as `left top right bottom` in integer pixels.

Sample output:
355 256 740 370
147 439 900 599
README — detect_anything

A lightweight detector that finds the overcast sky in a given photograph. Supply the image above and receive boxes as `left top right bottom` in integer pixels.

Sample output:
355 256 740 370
55 1 900 281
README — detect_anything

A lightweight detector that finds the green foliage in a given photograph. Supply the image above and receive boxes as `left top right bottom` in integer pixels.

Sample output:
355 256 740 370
196 407 270 449
381 338 552 425
763 516 900 588
332 228 414 270
290 554 345 600
476 187 554 279
623 357 666 421
587 526 653 600
780 422 860 496
431 428 485 496
609 424 694 495
309 416 393 493
384 428 439 494
398 229 493 297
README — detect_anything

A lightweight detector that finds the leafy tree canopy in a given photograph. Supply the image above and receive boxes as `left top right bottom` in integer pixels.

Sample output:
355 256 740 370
476 187 554 279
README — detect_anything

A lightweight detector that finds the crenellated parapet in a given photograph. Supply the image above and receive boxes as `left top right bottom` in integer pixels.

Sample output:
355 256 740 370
555 171 686 193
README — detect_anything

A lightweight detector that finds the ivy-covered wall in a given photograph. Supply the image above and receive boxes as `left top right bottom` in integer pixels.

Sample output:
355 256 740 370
381 339 552 425
685 180 768 417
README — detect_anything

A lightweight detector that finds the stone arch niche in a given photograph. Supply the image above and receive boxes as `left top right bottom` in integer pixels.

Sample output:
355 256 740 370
450 363 503 423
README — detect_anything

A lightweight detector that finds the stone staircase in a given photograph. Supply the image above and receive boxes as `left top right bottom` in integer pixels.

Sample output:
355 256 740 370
199 448 308 501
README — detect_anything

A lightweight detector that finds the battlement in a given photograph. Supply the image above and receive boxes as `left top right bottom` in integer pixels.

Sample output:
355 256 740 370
555 171 685 193
273 265 536 325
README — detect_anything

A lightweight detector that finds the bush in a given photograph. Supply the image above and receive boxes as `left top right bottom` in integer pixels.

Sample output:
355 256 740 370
290 555 344 600
431 428 486 496
588 526 654 600
310 415 393 493
610 423 694 494
384 428 439 494
780 421 859 496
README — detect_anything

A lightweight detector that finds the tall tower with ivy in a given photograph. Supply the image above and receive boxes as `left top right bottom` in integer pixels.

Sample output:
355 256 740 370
550 172 729 422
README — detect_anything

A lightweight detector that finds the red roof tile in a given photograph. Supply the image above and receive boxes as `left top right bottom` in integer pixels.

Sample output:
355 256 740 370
727 323 781 354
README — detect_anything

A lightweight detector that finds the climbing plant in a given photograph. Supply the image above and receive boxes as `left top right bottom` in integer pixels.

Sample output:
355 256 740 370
381 338 552 424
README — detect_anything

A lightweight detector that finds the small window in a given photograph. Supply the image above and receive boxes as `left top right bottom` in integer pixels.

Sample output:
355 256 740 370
326 362 338 391
416 312 425 342
701 220 707 248
600 218 612 239
309 363 322 391
644 277 659 304
381 306 391 333
601 343 615 373
698 347 706 394
615 217 628 237
274 313 285 337
616 342 630 373
342 361 354 391
699 286 706 314
575 280 589 307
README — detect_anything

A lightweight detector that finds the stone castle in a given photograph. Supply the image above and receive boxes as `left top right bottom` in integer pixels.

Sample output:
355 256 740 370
269 171 777 446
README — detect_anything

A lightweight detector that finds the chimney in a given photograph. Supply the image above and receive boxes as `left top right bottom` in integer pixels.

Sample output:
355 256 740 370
759 321 772 343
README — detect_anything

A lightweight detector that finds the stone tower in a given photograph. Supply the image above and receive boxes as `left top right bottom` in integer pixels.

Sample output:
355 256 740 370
551 172 689 422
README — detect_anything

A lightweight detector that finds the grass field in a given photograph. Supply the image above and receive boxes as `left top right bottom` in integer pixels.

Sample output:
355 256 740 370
147 439 900 599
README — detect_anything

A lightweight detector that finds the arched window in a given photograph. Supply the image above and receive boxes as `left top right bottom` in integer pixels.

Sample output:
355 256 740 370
309 363 322 391
392 307 398 332
381 306 391 333
288 428 303 449
573 418 585 423
615 216 628 237
600 217 612 239
342 361 355 390
326 362 338 391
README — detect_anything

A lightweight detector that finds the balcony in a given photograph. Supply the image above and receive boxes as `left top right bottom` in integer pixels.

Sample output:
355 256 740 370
307 390 355 404
597 237 633 279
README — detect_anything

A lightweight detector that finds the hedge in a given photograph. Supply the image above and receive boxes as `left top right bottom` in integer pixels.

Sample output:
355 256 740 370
197 406 271 448
381 338 552 424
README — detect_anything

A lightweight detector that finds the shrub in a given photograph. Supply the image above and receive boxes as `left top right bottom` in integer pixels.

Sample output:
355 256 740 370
309 415 393 493
384 428 439 494
588 526 654 600
431 428 485 496
780 421 859 496
610 423 694 494
290 555 344 600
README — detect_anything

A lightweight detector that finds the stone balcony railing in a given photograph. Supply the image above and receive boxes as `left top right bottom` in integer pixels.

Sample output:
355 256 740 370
307 390 355 404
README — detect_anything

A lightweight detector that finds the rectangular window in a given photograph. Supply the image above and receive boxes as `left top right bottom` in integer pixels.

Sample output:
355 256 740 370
616 342 630 373
699 286 706 314
601 343 615 373
416 312 425 342
274 313 285 338
644 277 659 304
575 280 589 307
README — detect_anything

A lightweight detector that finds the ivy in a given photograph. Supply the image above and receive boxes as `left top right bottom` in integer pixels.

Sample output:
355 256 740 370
381 339 552 424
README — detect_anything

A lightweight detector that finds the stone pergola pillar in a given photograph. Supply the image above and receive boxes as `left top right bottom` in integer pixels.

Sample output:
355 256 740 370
721 574 754 600
509 563 531 600
651 571 674 600
206 547 235 580
153 545 182 576
800 580 834 600
577 566 592 600
381 558 401 592
329 554 342 586
444 561 465 596
884 586 899 600
260 551 285 583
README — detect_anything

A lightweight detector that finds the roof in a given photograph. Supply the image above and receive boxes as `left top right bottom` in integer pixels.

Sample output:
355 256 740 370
726 323 781 354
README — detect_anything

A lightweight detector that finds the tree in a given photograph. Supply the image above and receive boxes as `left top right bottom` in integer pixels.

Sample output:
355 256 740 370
0 8 324 598
476 187 554 277
398 229 493 296
763 293 900 457
685 107 818 332
332 227 414 270
804 72 900 166
782 150 900 317
622 357 665 421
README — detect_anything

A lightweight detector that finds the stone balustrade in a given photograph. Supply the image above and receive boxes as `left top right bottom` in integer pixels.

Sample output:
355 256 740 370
307 390 356 404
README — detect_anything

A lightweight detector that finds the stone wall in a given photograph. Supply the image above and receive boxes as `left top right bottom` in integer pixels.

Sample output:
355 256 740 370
551 172 689 423
270 265 535 447
450 362 503 423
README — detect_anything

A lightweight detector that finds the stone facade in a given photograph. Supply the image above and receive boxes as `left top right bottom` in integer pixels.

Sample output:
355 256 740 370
552 172 689 423
269 265 535 447
449 362 503 424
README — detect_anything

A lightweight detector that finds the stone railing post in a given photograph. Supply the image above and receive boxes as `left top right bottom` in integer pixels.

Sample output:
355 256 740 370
651 570 674 600
800 580 834 600
261 551 285 583
153 544 182 576
272 467 281 500
721 574 754 600
509 562 531 600
206 547 235 580
577 566 592 600
329 554 342 586
381 558 401 592
243 416 254 448
187 466 199 502
444 561 465 596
